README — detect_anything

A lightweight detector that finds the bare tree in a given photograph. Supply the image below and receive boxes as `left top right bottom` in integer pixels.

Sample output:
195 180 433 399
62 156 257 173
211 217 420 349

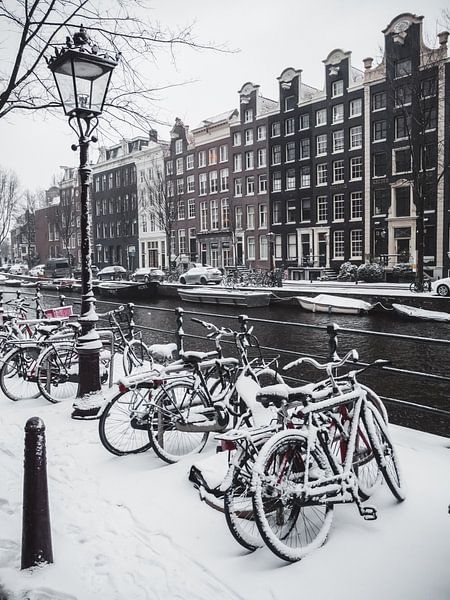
0 167 21 249
15 189 45 266
0 1 231 135
55 194 77 266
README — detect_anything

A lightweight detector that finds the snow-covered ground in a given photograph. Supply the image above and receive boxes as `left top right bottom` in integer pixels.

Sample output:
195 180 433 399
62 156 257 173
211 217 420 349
1 389 449 600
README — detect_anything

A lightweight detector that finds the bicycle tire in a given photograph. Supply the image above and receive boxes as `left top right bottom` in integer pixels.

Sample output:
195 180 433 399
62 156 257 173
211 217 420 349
99 388 153 456
123 339 154 376
363 403 405 502
252 430 334 562
147 379 210 464
36 342 79 403
409 282 420 293
0 345 41 401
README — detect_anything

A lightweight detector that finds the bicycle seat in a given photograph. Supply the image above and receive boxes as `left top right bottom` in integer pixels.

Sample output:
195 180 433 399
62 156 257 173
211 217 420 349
179 350 219 364
255 382 316 408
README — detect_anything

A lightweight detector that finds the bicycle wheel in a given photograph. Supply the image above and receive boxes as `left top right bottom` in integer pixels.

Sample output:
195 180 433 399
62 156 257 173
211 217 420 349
409 282 420 293
363 403 405 502
36 342 79 403
123 339 154 376
224 446 264 551
147 379 210 464
99 387 153 456
252 430 334 562
0 345 41 401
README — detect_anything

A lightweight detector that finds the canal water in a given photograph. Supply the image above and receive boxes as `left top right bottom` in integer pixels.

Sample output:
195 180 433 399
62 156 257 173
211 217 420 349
4 286 450 437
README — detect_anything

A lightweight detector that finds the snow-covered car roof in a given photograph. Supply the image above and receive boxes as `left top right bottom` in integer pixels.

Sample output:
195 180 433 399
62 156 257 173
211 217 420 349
98 266 127 275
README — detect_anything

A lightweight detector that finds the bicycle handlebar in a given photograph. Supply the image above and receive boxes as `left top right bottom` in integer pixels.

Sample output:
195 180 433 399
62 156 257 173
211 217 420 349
191 317 235 339
284 349 359 372
97 305 126 319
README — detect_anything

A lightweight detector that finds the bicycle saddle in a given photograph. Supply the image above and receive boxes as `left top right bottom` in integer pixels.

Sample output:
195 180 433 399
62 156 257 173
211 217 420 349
179 350 219 364
255 383 316 408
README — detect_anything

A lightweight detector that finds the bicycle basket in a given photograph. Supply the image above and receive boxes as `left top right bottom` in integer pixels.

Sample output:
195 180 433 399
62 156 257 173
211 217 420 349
108 306 133 338
44 306 73 319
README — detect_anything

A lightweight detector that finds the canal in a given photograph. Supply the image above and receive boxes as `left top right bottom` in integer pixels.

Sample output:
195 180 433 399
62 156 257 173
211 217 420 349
4 287 450 437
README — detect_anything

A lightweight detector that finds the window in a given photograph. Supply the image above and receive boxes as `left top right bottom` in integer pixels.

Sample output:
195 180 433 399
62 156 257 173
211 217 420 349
258 174 267 193
425 107 437 131
176 178 184 195
219 145 228 162
317 163 327 185
299 138 310 159
395 148 412 174
350 126 362 149
235 206 243 229
333 160 345 183
373 152 387 177
200 202 207 230
188 198 195 218
187 175 195 193
247 237 255 260
316 134 327 156
421 78 436 98
247 205 255 229
245 151 254 170
198 151 206 167
420 144 435 171
272 171 282 192
209 171 218 193
284 95 296 111
317 196 327 222
286 200 296 223
300 166 311 188
395 115 409 140
333 130 344 153
285 117 295 135
186 154 194 170
372 91 386 111
167 181 174 197
220 168 229 191
286 168 296 190
259 204 268 228
233 153 242 172
350 230 363 258
373 120 387 141
210 199 219 229
316 108 326 126
350 156 363 180
332 104 344 124
332 80 344 97
208 148 217 165
175 138 183 154
234 178 242 196
299 113 310 130
271 145 281 165
373 188 388 215
166 161 173 176
273 200 282 223
245 128 254 145
333 194 344 221
394 86 412 107
395 59 412 78
108 172 113 189
395 187 410 216
300 198 311 222
257 148 266 168
246 176 255 195
259 235 268 260
271 122 281 137
257 125 266 140
333 230 345 258
349 98 362 117
199 173 207 195
178 200 185 220
221 198 230 228
233 132 241 146
287 233 297 259
350 191 363 219
244 108 253 123
286 141 296 162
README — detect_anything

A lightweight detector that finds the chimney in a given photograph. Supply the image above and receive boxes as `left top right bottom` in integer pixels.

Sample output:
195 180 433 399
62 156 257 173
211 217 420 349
149 129 158 142
363 57 373 70
438 31 449 47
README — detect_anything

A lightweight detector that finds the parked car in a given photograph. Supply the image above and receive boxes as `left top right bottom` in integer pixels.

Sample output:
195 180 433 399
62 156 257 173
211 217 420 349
131 267 165 283
179 264 223 285
29 264 46 277
9 263 29 276
73 265 99 279
44 258 71 279
97 265 128 281
431 276 450 297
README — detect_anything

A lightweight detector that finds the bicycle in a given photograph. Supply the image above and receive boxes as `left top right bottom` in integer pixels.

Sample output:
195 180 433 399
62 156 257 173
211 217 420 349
409 278 431 293
250 353 404 562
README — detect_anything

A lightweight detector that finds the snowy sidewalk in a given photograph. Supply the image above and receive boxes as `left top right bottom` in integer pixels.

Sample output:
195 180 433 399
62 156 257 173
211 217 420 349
0 390 449 600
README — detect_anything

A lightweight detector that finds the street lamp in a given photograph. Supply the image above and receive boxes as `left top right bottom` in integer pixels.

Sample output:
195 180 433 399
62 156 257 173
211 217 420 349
47 26 118 417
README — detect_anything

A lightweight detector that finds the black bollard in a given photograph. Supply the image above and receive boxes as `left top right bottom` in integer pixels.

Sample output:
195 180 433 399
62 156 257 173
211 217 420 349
21 417 53 569
174 307 185 356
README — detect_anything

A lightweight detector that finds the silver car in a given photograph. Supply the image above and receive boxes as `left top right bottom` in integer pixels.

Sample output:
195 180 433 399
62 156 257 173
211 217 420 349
431 276 450 297
131 267 165 283
179 264 223 285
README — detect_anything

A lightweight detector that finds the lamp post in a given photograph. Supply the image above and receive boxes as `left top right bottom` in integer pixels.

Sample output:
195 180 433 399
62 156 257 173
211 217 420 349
47 26 118 417
267 232 275 271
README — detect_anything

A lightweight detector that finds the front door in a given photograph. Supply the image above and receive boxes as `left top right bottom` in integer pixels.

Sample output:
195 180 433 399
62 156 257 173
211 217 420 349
396 238 410 264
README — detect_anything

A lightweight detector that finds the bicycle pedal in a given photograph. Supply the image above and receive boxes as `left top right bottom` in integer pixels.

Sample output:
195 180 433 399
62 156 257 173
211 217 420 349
361 506 377 521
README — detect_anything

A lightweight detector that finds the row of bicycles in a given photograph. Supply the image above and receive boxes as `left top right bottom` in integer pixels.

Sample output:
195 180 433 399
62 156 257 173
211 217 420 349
0 292 156 404
97 310 404 563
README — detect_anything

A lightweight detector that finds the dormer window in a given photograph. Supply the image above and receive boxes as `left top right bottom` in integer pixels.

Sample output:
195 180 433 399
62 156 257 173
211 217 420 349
394 59 412 78
331 80 344 98
284 95 296 111
244 108 253 123
175 139 183 154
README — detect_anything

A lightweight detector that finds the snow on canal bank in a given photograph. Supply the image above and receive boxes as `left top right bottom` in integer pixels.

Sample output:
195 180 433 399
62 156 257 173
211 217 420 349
0 392 449 600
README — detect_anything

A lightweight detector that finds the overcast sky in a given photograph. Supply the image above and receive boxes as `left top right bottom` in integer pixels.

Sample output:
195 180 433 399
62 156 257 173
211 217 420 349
0 0 446 192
